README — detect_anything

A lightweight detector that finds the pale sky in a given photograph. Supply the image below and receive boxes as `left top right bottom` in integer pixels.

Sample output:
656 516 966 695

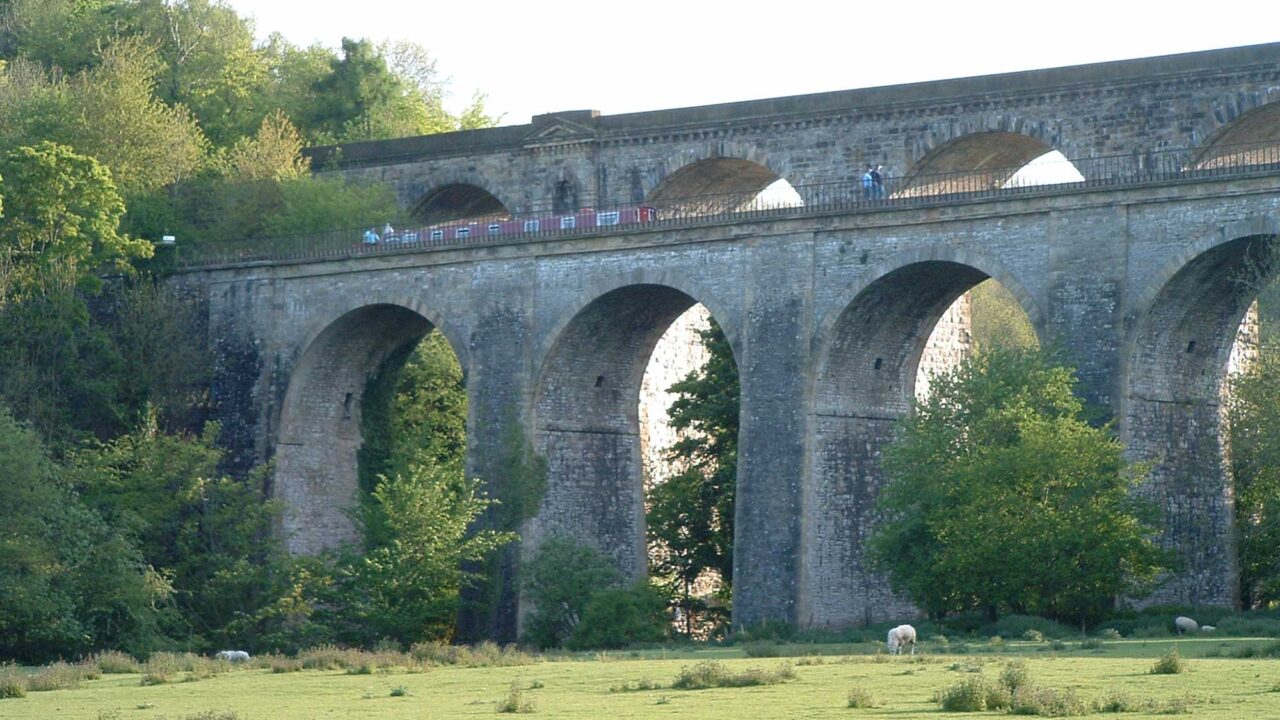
224 1 1278 127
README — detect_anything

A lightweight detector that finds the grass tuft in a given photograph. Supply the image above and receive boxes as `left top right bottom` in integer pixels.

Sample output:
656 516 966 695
496 682 535 713
846 686 879 708
0 664 27 699
671 660 796 690
1149 648 1187 675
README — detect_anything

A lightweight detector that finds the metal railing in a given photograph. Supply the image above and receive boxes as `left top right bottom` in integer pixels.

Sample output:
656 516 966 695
172 142 1280 269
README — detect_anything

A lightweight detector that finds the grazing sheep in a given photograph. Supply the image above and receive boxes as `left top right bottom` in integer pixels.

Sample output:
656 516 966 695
1174 616 1199 634
216 650 251 663
1201 625 1216 632
887 624 917 655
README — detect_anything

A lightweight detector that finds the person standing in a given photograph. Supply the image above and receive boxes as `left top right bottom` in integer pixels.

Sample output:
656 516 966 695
862 166 875 199
871 164 885 199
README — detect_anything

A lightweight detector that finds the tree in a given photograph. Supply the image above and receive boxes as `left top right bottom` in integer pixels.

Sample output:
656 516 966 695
870 347 1165 626
646 317 738 634
1225 337 1280 608
0 141 151 295
0 403 167 662
521 536 623 648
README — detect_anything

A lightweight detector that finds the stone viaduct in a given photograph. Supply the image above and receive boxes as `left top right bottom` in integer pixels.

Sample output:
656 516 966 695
181 42 1280 640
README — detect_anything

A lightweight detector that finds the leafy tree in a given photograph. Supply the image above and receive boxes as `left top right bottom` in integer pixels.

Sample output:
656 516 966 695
119 0 269 146
308 37 400 143
567 582 669 650
0 403 166 662
1225 337 1280 608
0 141 150 295
646 317 738 634
71 413 285 649
969 279 1039 352
870 347 1165 625
355 460 514 644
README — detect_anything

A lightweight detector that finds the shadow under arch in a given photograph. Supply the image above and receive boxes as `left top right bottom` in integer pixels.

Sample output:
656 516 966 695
275 302 458 555
529 283 740 583
895 131 1074 198
802 256 1045 628
645 157 794 216
1191 100 1280 170
412 182 511 225
1124 228 1280 606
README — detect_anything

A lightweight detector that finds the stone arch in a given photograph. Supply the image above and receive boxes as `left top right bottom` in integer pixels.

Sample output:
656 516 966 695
409 172 515 224
1123 215 1280 606
1190 92 1280 169
275 301 464 555
643 142 793 215
801 249 1045 628
528 283 740 583
897 129 1075 197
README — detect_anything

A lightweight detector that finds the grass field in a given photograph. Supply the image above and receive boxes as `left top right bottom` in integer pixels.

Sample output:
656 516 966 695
4 638 1280 719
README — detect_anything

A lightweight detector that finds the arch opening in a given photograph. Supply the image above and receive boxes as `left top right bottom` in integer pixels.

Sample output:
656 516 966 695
275 304 465 556
805 262 1040 628
532 285 740 636
1126 233 1280 607
645 158 802 217
896 132 1083 198
411 183 510 225
1193 102 1280 170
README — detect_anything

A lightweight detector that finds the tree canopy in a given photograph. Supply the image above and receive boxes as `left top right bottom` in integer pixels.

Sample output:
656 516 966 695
870 348 1166 625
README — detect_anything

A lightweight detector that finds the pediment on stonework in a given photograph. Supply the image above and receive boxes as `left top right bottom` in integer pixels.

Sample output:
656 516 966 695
523 113 599 146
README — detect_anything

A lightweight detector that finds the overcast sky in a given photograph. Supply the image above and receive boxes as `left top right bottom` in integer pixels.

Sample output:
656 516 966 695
224 0 1277 127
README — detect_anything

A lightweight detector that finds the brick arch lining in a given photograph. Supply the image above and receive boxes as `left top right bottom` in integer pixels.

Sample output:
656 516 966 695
275 303 438 554
803 257 1047 628
529 284 736 582
1124 233 1279 607
897 130 1062 196
1191 94 1280 169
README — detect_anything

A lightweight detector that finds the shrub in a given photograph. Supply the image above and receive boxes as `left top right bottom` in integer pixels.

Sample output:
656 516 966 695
1100 628 1123 640
521 537 622 649
389 686 409 697
141 653 182 686
93 651 142 674
936 676 1008 712
987 615 1076 641
1000 660 1032 694
1010 685 1089 716
1231 641 1280 658
1079 638 1103 650
567 583 668 650
846 687 879 708
1094 689 1140 713
743 641 783 658
27 662 94 691
0 664 27 698
1149 648 1186 675
496 682 534 713
671 661 796 690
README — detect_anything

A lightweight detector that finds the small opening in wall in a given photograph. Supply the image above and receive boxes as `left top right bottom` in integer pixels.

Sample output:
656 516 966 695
1186 340 1196 354
595 375 605 387
342 392 353 419
874 357 883 370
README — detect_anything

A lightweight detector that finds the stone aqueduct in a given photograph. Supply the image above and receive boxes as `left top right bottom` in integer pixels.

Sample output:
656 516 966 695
183 43 1280 640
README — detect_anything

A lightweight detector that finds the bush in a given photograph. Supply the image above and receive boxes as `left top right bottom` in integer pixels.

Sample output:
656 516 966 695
521 537 622 649
567 583 668 650
1099 628 1123 640
27 662 95 691
936 676 1009 712
93 651 142 674
987 615 1077 642
1010 685 1089 716
1000 660 1032 694
846 687 879 708
495 682 534 713
0 665 27 698
1150 648 1187 675
1094 689 1140 713
671 661 796 690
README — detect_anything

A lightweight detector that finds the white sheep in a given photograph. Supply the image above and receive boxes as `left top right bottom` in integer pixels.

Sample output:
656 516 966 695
887 624 917 655
216 650 251 663
1201 625 1216 632
1174 616 1198 634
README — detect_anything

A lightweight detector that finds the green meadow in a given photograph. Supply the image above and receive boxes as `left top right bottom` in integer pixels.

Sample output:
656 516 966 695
5 638 1280 719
